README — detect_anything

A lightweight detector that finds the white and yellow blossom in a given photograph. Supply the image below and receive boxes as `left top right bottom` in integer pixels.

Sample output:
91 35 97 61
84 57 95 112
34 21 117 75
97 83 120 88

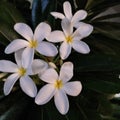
47 18 92 59
35 62 82 115
51 1 88 27
5 22 58 66
0 50 47 97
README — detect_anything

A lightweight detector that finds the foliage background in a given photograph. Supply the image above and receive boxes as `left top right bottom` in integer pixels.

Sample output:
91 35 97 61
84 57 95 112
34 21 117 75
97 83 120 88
0 0 120 120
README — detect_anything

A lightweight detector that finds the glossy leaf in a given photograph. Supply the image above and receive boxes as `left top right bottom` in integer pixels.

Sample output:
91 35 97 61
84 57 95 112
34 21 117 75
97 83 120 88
0 1 25 45
86 0 120 20
93 22 120 40
92 13 120 22
68 53 120 72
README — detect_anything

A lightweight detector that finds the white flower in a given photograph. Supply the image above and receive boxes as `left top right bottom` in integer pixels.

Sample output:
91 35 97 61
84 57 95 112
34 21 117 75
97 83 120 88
32 59 49 76
47 18 92 59
35 62 82 115
51 1 87 27
0 50 47 97
5 22 58 66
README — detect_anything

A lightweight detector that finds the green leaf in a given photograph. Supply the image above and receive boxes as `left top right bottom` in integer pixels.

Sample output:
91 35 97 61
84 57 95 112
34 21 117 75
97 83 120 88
69 53 120 72
93 22 120 40
98 96 113 116
81 72 120 94
75 0 88 9
0 1 25 45
92 13 120 22
75 95 102 120
86 0 120 20
85 0 105 10
86 34 120 56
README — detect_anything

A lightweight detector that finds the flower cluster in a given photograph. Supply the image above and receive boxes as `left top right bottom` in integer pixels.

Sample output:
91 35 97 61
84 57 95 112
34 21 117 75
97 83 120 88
0 1 93 115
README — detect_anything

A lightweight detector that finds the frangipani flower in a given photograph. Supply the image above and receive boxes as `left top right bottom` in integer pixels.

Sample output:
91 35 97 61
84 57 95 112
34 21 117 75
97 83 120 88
5 22 58 66
0 50 47 97
51 1 87 27
47 18 92 59
35 62 82 115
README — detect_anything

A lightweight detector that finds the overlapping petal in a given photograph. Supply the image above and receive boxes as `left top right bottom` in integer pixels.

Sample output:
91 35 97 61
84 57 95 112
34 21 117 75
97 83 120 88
62 18 73 36
22 47 34 68
60 42 71 60
71 10 87 24
36 41 58 57
4 73 19 95
47 31 65 42
5 39 28 54
63 1 72 20
50 12 65 19
32 59 48 75
20 76 37 97
72 40 90 54
14 23 33 41
59 62 73 83
34 22 51 42
40 68 58 83
0 60 18 73
54 90 69 115
15 49 24 67
74 22 93 38
63 81 82 96
35 84 55 105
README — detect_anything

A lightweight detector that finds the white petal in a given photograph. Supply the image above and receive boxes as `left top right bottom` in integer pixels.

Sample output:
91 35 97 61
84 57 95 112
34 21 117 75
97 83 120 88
34 22 51 42
40 68 58 83
35 84 55 105
50 12 65 19
60 42 71 60
15 49 24 67
14 23 33 41
63 81 82 96
72 10 87 24
0 60 18 73
72 28 82 40
32 59 48 75
63 1 72 20
47 31 65 42
22 47 34 68
72 41 90 54
20 76 37 97
62 18 73 36
54 90 69 115
36 41 58 57
74 22 93 38
4 73 19 95
60 62 73 83
5 39 28 54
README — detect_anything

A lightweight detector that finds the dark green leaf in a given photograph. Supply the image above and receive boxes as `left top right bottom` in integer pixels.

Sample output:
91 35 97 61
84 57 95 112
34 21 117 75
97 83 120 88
86 0 120 20
98 96 113 116
69 53 120 72
92 13 120 22
75 0 88 9
86 34 120 56
85 0 105 10
80 72 120 94
0 1 25 45
93 22 120 40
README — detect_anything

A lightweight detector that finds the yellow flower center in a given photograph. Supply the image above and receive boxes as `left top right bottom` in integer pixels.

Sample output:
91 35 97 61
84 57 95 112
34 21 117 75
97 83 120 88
54 80 63 89
29 40 38 48
66 36 73 44
18 67 26 76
